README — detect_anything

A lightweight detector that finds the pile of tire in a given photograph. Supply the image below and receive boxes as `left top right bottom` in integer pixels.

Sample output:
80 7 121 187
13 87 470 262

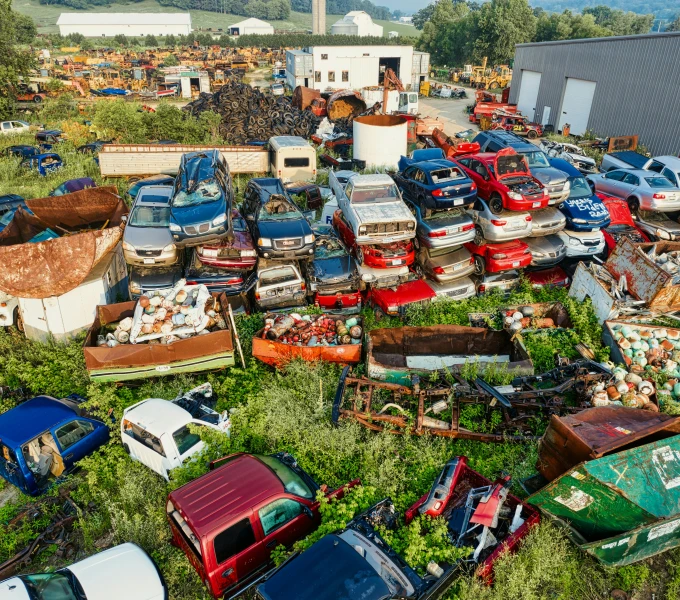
183 81 322 144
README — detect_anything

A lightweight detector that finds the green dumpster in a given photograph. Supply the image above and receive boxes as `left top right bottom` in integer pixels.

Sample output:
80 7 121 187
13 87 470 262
529 435 680 566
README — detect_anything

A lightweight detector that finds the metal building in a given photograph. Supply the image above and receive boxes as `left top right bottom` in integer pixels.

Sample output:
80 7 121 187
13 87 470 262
57 13 192 37
510 32 680 155
228 18 274 36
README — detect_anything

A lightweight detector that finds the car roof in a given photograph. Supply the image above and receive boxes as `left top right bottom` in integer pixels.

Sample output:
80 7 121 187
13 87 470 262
351 174 395 186
136 185 173 204
655 156 680 169
411 159 459 172
625 169 668 177
124 399 191 437
168 454 284 537
0 396 77 447
479 130 535 150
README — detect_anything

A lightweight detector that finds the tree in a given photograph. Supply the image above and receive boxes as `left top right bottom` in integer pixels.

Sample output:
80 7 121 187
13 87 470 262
163 53 179 66
583 6 653 35
144 34 158 47
470 0 537 63
666 14 680 31
80 38 94 50
113 33 128 47
0 0 35 119
535 10 611 42
68 32 85 45
14 13 37 44
165 34 177 47
413 3 435 29
417 0 472 65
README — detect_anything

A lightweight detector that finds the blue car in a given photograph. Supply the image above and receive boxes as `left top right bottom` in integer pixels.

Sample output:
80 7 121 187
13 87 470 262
0 395 110 495
35 130 65 152
397 148 446 172
169 150 233 247
392 159 477 215
4 145 40 159
0 194 27 232
554 159 611 232
50 177 97 196
21 153 63 176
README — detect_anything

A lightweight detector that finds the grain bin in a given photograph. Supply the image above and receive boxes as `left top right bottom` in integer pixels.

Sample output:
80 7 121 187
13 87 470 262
353 115 407 169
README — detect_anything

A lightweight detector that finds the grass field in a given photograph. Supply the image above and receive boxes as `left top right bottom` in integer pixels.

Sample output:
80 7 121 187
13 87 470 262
12 0 420 38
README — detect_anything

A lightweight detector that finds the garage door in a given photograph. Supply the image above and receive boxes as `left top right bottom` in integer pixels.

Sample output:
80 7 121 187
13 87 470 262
558 78 597 136
516 71 542 122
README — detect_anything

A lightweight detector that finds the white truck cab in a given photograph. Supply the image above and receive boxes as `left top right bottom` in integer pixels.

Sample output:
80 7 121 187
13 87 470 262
121 383 229 480
330 171 416 245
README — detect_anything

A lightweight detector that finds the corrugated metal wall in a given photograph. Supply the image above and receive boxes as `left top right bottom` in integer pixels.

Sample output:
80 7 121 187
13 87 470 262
509 33 680 155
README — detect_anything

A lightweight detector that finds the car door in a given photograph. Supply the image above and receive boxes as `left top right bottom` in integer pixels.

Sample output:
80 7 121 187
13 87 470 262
596 170 627 196
52 418 101 470
333 211 356 249
620 172 640 197
469 159 493 199
209 516 261 596
399 167 416 197
662 167 680 188
256 496 316 556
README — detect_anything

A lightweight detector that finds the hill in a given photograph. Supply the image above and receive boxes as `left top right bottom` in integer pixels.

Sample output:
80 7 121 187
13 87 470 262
530 0 675 21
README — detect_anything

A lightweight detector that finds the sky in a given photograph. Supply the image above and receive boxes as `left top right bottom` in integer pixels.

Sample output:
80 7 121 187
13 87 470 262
381 0 429 14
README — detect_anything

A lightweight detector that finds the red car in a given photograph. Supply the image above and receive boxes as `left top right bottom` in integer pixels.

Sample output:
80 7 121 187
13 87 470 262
455 149 548 214
525 266 570 289
364 277 436 318
333 210 414 268
492 115 543 139
196 209 257 270
465 239 532 275
167 452 359 599
598 194 650 254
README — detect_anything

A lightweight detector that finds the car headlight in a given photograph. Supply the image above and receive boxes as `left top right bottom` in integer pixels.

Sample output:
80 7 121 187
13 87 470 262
657 229 671 240
563 180 570 191
532 251 545 257
304 234 315 244
359 226 367 234
169 223 181 232
258 237 272 247
572 218 587 224
241 249 257 257
407 221 415 230
568 237 580 246
163 243 176 252
122 241 135 252
507 191 522 200
212 213 227 227
129 280 141 294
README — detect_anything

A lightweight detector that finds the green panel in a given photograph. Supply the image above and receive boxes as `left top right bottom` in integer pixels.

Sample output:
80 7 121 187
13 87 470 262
585 437 680 519
529 470 656 539
88 353 235 382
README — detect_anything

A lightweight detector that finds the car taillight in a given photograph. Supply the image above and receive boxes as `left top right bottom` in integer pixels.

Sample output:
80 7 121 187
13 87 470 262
478 284 486 293
470 182 477 191
525 215 532 222
469 256 474 264
491 220 507 226
186 280 197 285
428 230 447 238
255 291 260 300
492 253 507 259
432 189 444 197
300 282 306 290
433 266 445 274
462 223 475 232
227 278 243 284
654 193 666 199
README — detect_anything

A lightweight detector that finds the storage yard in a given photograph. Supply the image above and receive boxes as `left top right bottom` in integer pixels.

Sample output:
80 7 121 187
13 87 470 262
3 31 680 600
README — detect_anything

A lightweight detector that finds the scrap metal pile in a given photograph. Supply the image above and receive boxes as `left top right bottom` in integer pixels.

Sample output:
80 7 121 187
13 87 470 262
262 313 362 347
183 81 322 143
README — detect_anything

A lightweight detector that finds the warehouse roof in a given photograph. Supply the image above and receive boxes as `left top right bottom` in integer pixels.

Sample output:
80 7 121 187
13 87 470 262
231 17 272 28
57 12 191 26
516 30 680 48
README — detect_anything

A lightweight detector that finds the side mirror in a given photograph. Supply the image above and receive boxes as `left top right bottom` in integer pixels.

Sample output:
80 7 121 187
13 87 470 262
302 505 314 519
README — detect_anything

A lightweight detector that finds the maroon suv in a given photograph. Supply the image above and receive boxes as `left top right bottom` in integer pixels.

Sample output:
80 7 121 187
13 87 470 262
166 452 358 599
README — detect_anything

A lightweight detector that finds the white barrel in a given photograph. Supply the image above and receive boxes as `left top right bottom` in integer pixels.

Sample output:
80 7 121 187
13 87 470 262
353 115 407 170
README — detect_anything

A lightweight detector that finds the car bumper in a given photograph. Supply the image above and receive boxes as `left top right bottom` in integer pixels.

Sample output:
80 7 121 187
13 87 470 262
566 218 610 232
530 222 566 237
428 192 476 210
487 254 532 272
564 241 605 257
431 262 475 282
364 251 414 269
172 225 228 248
256 292 307 310
505 197 549 211
196 255 257 270
484 225 532 242
124 249 179 267
421 229 476 248
356 232 415 245
359 264 409 285
547 189 570 204
258 244 315 260
530 250 566 266
314 291 362 314
645 198 680 212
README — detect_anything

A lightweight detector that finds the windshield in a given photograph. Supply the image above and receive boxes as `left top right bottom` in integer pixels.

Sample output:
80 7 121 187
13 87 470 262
430 168 464 184
568 176 592 199
20 573 79 600
258 196 300 221
172 180 222 208
129 205 171 227
315 236 347 259
520 150 550 168
173 425 202 455
646 177 672 188
425 207 463 221
350 184 399 203
257 455 313 499
259 267 297 286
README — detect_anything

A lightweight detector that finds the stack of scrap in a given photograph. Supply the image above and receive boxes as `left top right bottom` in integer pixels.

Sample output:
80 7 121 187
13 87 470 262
263 313 362 347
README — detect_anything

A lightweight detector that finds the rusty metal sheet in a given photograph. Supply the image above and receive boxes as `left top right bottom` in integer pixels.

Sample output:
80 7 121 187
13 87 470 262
292 86 320 111
327 90 366 121
0 187 126 298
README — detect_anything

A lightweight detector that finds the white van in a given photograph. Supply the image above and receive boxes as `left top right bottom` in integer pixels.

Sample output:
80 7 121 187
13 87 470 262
269 136 317 183
121 383 230 480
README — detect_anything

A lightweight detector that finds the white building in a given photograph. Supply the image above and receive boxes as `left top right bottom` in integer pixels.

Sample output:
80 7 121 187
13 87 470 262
56 13 192 37
286 45 429 92
388 31 399 38
399 16 413 24
330 11 383 37
228 17 274 36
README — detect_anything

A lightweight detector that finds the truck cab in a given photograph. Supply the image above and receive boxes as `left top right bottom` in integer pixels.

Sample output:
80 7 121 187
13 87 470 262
330 171 416 246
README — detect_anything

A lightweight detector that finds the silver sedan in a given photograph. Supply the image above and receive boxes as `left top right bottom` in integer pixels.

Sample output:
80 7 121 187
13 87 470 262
634 211 680 241
587 169 680 212
528 207 566 237
524 234 566 266
466 197 532 244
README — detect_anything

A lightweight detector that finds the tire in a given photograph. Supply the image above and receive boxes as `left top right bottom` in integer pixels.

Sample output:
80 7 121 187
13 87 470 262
374 307 385 321
356 247 364 265
413 236 421 250
473 226 485 246
489 195 504 215
123 443 130 454
33 96 42 103
627 196 640 213
527 130 538 139
415 264 424 278
473 255 486 276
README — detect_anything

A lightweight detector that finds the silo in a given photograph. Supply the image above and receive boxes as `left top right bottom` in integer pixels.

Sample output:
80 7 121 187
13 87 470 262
353 115 408 170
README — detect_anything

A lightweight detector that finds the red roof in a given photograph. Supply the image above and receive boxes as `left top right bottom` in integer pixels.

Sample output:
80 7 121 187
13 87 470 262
168 454 283 538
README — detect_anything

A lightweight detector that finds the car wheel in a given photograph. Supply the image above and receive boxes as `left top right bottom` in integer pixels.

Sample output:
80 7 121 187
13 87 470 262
413 236 421 250
474 255 486 275
122 443 130 454
356 247 364 265
374 307 385 321
489 195 504 215
415 264 425 278
474 226 485 246
33 96 42 103
527 130 538 139
627 196 640 213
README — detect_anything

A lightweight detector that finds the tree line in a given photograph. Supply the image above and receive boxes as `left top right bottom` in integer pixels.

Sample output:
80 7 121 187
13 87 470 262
415 0 658 67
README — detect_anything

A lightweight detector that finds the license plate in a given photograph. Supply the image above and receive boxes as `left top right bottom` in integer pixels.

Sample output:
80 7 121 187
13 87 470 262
454 199 464 206
588 247 597 253
283 251 296 258
512 261 520 267
143 258 155 264
532 202 541 208
391 259 404 266
508 224 523 231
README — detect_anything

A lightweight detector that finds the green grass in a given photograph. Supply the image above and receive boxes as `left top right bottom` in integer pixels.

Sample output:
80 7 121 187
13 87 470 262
11 0 420 38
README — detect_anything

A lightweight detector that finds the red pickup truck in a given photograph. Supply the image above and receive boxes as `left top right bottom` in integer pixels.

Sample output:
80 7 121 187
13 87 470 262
166 452 358 599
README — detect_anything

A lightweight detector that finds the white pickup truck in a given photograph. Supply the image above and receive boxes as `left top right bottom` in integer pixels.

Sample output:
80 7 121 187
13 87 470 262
329 171 416 245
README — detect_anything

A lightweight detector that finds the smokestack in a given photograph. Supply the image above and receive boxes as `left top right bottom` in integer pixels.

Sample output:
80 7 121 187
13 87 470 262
312 0 326 35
